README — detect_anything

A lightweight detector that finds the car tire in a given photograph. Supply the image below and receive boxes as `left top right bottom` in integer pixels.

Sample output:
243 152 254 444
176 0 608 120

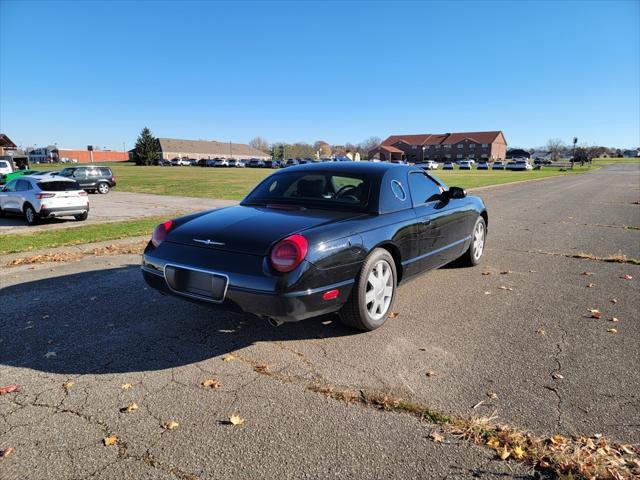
339 248 397 331
459 216 486 266
74 212 88 221
24 204 39 226
97 182 110 194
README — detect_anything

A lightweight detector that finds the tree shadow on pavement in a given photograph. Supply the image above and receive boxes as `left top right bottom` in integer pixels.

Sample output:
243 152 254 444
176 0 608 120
0 264 356 375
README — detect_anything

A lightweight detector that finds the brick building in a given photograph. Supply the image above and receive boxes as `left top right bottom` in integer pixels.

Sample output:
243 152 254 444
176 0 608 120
29 147 128 163
0 134 17 156
369 131 507 162
157 138 270 161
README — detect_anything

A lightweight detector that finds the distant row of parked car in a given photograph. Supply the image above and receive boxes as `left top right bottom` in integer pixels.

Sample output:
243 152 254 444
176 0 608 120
415 158 535 171
156 157 354 168
154 156 541 171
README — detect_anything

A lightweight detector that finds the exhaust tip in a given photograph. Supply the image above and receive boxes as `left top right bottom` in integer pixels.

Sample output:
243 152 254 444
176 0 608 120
267 317 284 327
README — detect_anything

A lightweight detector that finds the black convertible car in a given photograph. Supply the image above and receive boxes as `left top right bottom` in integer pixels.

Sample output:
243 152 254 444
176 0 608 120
142 162 487 331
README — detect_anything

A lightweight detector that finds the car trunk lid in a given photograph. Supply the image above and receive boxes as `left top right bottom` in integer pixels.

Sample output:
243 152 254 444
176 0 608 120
166 205 363 256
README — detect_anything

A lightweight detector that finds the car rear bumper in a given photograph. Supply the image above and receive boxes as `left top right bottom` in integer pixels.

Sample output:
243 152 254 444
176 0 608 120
39 205 89 218
141 251 354 323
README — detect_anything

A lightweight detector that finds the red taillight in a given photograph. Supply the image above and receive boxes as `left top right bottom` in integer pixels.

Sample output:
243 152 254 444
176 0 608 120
270 234 308 273
36 193 55 199
151 220 173 248
323 289 339 300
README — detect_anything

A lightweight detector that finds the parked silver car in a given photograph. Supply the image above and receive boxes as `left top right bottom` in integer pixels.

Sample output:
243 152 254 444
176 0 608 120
0 176 89 225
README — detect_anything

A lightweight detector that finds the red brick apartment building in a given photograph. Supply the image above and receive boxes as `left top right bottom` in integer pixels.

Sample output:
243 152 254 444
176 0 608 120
369 131 507 162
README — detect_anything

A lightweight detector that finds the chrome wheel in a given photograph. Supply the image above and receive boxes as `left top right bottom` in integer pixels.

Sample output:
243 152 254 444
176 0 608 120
98 183 109 194
472 221 485 260
364 260 394 320
25 207 35 224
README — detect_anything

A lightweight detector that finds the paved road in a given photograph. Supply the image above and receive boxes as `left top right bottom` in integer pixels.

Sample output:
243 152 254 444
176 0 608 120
0 191 236 235
1 164 638 479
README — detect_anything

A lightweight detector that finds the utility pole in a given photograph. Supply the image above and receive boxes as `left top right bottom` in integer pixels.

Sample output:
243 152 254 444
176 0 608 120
571 137 578 169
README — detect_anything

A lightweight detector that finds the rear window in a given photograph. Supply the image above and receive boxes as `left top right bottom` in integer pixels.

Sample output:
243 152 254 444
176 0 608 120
243 171 371 209
38 181 81 191
99 168 112 176
0 161 9 168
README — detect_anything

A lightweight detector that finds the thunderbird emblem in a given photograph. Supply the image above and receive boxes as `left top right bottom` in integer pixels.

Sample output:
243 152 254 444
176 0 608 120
193 239 226 246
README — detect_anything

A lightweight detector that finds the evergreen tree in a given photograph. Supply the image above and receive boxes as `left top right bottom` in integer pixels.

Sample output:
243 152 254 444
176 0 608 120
133 127 158 166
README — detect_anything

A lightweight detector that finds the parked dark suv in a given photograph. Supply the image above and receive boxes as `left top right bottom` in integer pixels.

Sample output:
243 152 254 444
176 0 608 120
56 166 116 194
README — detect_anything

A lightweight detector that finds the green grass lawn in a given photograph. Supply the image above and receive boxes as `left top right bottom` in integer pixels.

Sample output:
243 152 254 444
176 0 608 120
34 160 605 200
0 216 166 255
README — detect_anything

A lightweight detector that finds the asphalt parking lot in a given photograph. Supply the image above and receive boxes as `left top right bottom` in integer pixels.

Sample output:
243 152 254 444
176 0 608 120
0 191 235 235
1 164 638 479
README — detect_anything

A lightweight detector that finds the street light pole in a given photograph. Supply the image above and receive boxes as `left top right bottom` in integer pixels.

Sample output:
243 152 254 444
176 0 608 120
422 146 426 163
572 137 578 169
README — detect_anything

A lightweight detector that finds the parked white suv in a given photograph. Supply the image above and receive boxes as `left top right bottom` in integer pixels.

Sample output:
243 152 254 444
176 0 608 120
171 158 190 166
0 176 89 225
0 160 13 175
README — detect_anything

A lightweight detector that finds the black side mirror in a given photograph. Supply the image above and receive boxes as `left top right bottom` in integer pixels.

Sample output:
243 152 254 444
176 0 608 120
446 186 466 200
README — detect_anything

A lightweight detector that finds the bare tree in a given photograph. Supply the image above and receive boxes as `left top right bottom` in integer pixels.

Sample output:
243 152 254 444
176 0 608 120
546 138 565 162
249 136 270 153
359 136 382 153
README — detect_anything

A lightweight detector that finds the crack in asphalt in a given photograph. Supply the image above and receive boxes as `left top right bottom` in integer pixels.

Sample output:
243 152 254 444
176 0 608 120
544 328 568 430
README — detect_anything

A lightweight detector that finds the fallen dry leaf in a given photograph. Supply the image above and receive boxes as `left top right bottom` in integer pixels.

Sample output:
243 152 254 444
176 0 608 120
42 315 49 320
552 373 564 380
44 351 57 358
486 437 500 449
582 271 595 276
222 354 236 362
610 298 618 304
586 283 596 288
535 328 546 336
610 317 619 323
120 383 132 390
513 445 526 459
529 270 537 273
0 447 14 459
201 379 221 389
487 392 498 400
120 403 139 413
619 444 635 455
103 436 118 446
62 381 74 391
499 286 513 291
429 431 445 443
481 271 491 276
607 328 618 334
484 291 491 295
388 311 400 319
500 270 511 275
497 445 511 460
162 420 179 430
622 274 633 280
0 384 20 395
587 308 602 319
254 363 269 374
425 370 437 377
229 415 245 426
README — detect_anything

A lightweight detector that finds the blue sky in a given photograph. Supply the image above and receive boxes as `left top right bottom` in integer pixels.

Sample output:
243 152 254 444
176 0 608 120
1 0 638 150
